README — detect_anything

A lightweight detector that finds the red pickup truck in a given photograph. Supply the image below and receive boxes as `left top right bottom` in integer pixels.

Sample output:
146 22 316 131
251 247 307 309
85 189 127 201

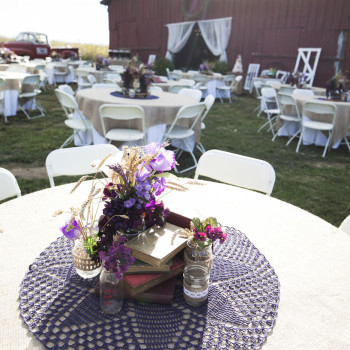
4 32 79 60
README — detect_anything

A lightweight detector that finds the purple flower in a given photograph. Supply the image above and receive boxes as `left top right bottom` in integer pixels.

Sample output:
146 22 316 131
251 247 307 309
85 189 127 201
150 148 176 172
124 197 136 208
145 142 161 154
136 163 152 182
60 220 81 240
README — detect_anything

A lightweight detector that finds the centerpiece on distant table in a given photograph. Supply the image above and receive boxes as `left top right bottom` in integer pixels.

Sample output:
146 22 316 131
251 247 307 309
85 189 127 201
121 55 153 97
199 60 213 74
96 55 110 70
326 71 348 100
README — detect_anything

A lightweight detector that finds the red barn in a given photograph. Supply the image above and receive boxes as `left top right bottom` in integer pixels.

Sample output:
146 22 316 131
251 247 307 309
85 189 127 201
100 0 350 87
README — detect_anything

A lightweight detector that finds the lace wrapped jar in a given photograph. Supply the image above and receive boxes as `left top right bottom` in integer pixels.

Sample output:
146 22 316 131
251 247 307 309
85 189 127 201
184 239 213 270
72 236 102 279
183 264 210 306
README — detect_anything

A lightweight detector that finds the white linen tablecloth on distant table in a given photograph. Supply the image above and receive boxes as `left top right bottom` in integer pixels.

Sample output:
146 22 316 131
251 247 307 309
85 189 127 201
75 88 200 150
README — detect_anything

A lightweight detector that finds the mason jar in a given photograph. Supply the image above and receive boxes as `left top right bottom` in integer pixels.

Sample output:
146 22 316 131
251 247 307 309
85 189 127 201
183 264 210 307
99 266 124 314
184 239 213 270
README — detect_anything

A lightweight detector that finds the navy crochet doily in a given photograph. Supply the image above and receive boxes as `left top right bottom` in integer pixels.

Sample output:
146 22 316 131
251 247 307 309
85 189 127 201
110 91 159 100
19 227 280 350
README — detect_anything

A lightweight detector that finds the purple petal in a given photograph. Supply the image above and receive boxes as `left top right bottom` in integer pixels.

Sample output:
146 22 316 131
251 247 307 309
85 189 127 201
60 220 81 240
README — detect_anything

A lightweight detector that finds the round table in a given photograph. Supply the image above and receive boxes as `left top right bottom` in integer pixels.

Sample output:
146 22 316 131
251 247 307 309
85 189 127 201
0 180 349 349
75 88 201 146
278 93 350 147
0 71 30 117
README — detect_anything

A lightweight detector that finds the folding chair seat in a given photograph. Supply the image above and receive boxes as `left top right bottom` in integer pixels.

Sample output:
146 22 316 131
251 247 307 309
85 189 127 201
178 79 195 87
0 167 22 201
194 150 276 196
18 74 46 120
55 89 92 148
45 144 119 187
99 104 146 145
196 94 215 154
296 101 337 158
279 86 295 95
257 87 280 136
162 102 206 173
273 93 302 145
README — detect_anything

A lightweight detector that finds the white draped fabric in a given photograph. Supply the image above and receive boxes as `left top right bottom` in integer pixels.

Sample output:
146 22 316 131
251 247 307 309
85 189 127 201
165 21 196 61
198 17 232 62
166 17 232 62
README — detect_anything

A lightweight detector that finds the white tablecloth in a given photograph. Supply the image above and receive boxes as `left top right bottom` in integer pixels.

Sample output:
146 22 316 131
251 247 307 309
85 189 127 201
0 180 349 349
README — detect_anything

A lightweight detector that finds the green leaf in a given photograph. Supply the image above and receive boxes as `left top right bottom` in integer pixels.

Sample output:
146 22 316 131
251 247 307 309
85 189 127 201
192 217 201 231
203 217 218 228
155 172 179 180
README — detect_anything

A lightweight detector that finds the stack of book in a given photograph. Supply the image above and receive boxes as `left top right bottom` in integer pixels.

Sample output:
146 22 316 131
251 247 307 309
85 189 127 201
124 215 190 304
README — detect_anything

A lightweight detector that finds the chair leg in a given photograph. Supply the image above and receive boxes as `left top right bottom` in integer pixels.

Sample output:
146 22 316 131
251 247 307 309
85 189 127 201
60 134 74 148
285 128 301 146
173 139 198 173
296 127 304 153
322 131 332 158
196 142 205 154
344 135 350 152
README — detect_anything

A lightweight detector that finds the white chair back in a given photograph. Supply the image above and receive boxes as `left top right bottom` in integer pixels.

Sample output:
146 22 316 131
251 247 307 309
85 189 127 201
178 88 202 102
168 84 191 93
339 215 350 235
194 150 276 195
279 86 295 94
149 86 163 92
99 104 146 144
0 168 22 201
46 144 120 187
58 84 75 96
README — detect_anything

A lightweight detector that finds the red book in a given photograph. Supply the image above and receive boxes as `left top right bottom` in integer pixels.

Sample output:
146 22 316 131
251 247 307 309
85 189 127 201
123 255 185 297
124 276 178 304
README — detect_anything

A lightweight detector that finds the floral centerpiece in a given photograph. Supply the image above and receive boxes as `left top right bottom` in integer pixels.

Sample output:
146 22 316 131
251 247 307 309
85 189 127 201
55 142 179 280
0 46 15 63
183 217 227 269
287 71 307 88
326 72 348 100
96 55 109 70
199 60 212 74
121 55 153 95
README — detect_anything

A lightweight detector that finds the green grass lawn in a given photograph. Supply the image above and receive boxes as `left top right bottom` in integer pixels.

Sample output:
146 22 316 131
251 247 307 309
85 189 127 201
0 86 349 226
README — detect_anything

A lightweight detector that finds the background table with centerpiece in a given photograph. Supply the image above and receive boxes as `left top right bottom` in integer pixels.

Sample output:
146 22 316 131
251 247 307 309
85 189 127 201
1 179 349 349
75 88 201 147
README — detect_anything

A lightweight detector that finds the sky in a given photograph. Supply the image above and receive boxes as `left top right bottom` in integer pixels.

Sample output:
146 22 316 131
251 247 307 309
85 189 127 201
0 0 109 46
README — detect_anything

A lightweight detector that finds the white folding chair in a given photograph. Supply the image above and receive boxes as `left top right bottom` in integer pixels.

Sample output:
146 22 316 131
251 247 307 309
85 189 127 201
279 86 296 95
0 167 22 201
216 75 235 103
53 63 69 85
58 84 75 96
0 77 5 122
55 89 92 148
178 88 202 102
193 74 209 96
273 93 302 145
18 74 46 120
147 54 156 65
276 70 289 83
45 144 119 187
99 104 146 145
75 69 93 90
257 87 280 136
196 94 215 154
339 215 350 235
296 101 337 158
162 102 206 173
194 150 276 196
168 72 181 80
102 73 121 84
168 84 192 93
